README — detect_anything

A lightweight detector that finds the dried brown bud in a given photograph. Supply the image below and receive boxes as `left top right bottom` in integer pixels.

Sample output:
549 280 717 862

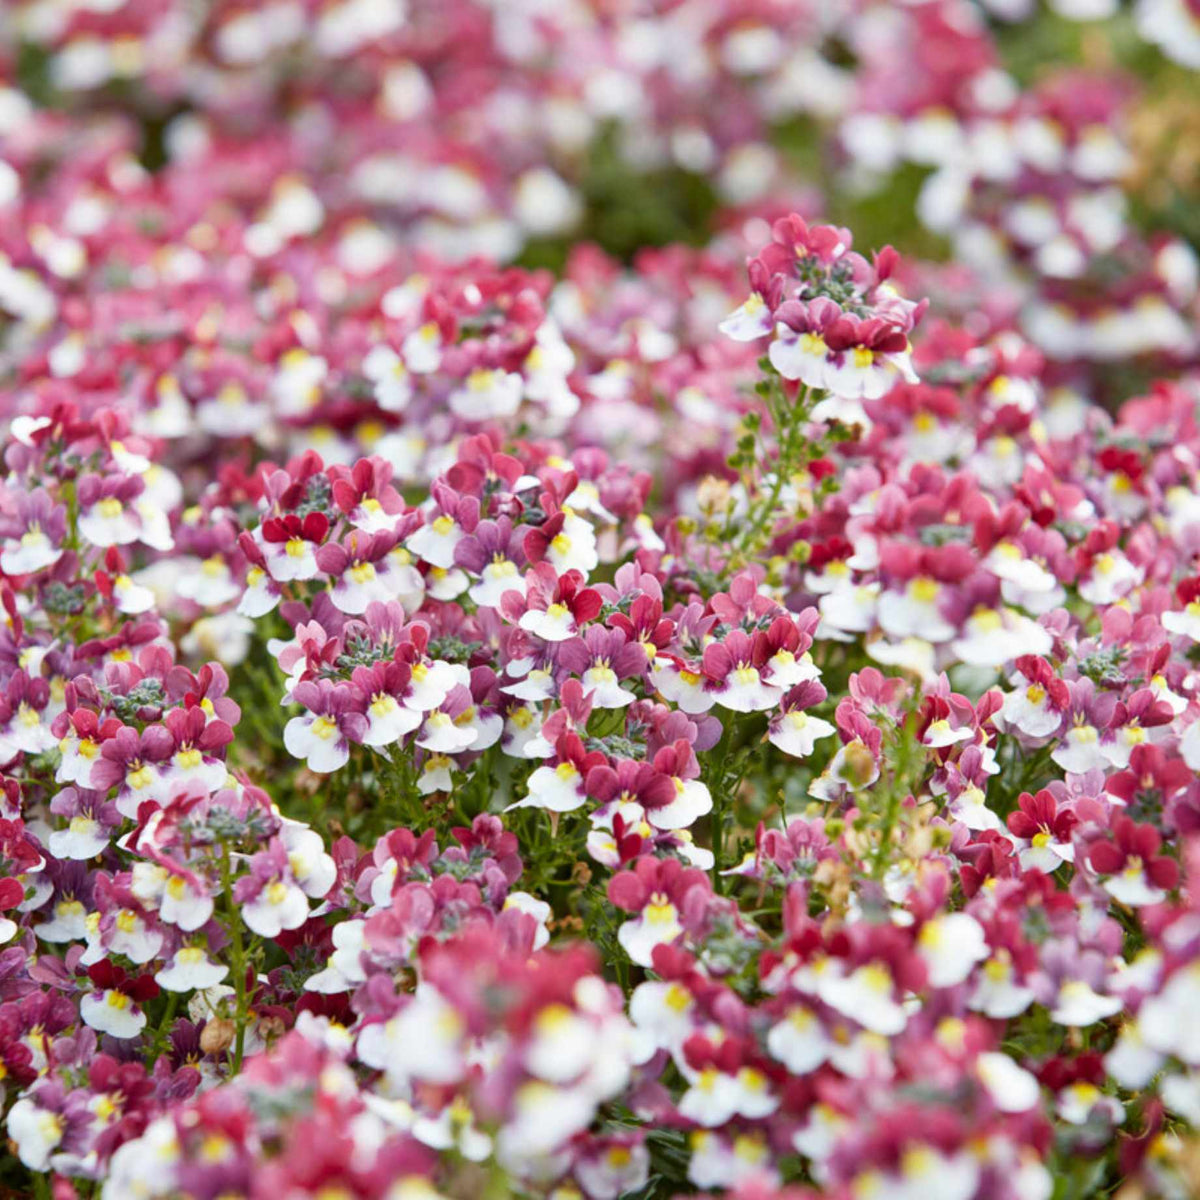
200 1017 235 1055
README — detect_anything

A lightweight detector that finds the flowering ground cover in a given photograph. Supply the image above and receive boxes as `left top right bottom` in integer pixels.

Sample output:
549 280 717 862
2 2 1200 1198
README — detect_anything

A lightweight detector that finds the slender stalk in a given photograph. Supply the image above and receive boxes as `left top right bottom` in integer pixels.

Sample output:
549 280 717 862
146 989 180 1067
707 732 733 885
219 842 250 1073
737 383 808 559
61 476 80 554
872 713 915 881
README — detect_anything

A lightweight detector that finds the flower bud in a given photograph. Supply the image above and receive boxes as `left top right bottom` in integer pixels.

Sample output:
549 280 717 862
200 1017 235 1055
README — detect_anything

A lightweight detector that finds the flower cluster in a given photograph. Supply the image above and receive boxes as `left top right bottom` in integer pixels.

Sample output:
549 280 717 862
1 1 1200 1198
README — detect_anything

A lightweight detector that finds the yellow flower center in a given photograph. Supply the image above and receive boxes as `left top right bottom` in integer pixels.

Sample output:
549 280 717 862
310 715 338 740
126 764 153 790
909 576 939 603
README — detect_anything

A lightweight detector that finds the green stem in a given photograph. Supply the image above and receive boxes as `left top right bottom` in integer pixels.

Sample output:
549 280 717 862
708 733 734 884
219 842 250 1073
62 476 80 554
738 383 808 559
872 713 915 881
146 989 180 1067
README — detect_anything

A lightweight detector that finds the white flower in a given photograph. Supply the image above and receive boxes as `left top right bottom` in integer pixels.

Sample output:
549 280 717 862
519 603 580 643
48 815 109 860
581 662 637 708
362 692 422 748
524 1003 595 1084
81 989 148 1039
503 704 543 757
0 703 56 758
1162 1072 1200 1125
177 556 240 607
1139 962 1200 1064
264 534 320 584
242 877 309 937
713 664 781 713
416 710 478 755
617 897 684 968
1104 1021 1164 1088
79 496 139 547
417 754 454 794
496 1080 596 1160
952 607 1052 667
792 1102 850 1164
406 659 468 712
401 322 442 373
107 908 164 964
406 515 463 569
819 962 907 1035
1050 979 1122 1027
361 343 413 413
305 919 368 994
544 510 599 577
718 293 772 341
6 1097 65 1171
1078 551 1142 605
156 947 229 992
819 582 880 634
114 572 157 614
449 368 523 421
878 578 956 643
1 528 61 575
501 665 557 704
36 897 89 943
284 712 350 773
1000 680 1062 739
969 954 1035 1019
977 1052 1041 1112
808 740 879 803
1057 1081 1123 1126
678 1068 742 1127
412 1097 492 1163
767 1005 830 1074
649 660 715 714
330 557 400 615
945 781 1002 832
469 557 526 608
918 913 989 988
923 718 974 749
358 987 465 1087
507 761 588 814
158 873 214 932
648 777 712 830
629 980 695 1051
281 824 338 898
892 1147 979 1200
1102 865 1167 908
1051 722 1107 774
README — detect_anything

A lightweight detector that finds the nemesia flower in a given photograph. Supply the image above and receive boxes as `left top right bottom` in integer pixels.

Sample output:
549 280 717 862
0 14 1196 1193
283 680 367 772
